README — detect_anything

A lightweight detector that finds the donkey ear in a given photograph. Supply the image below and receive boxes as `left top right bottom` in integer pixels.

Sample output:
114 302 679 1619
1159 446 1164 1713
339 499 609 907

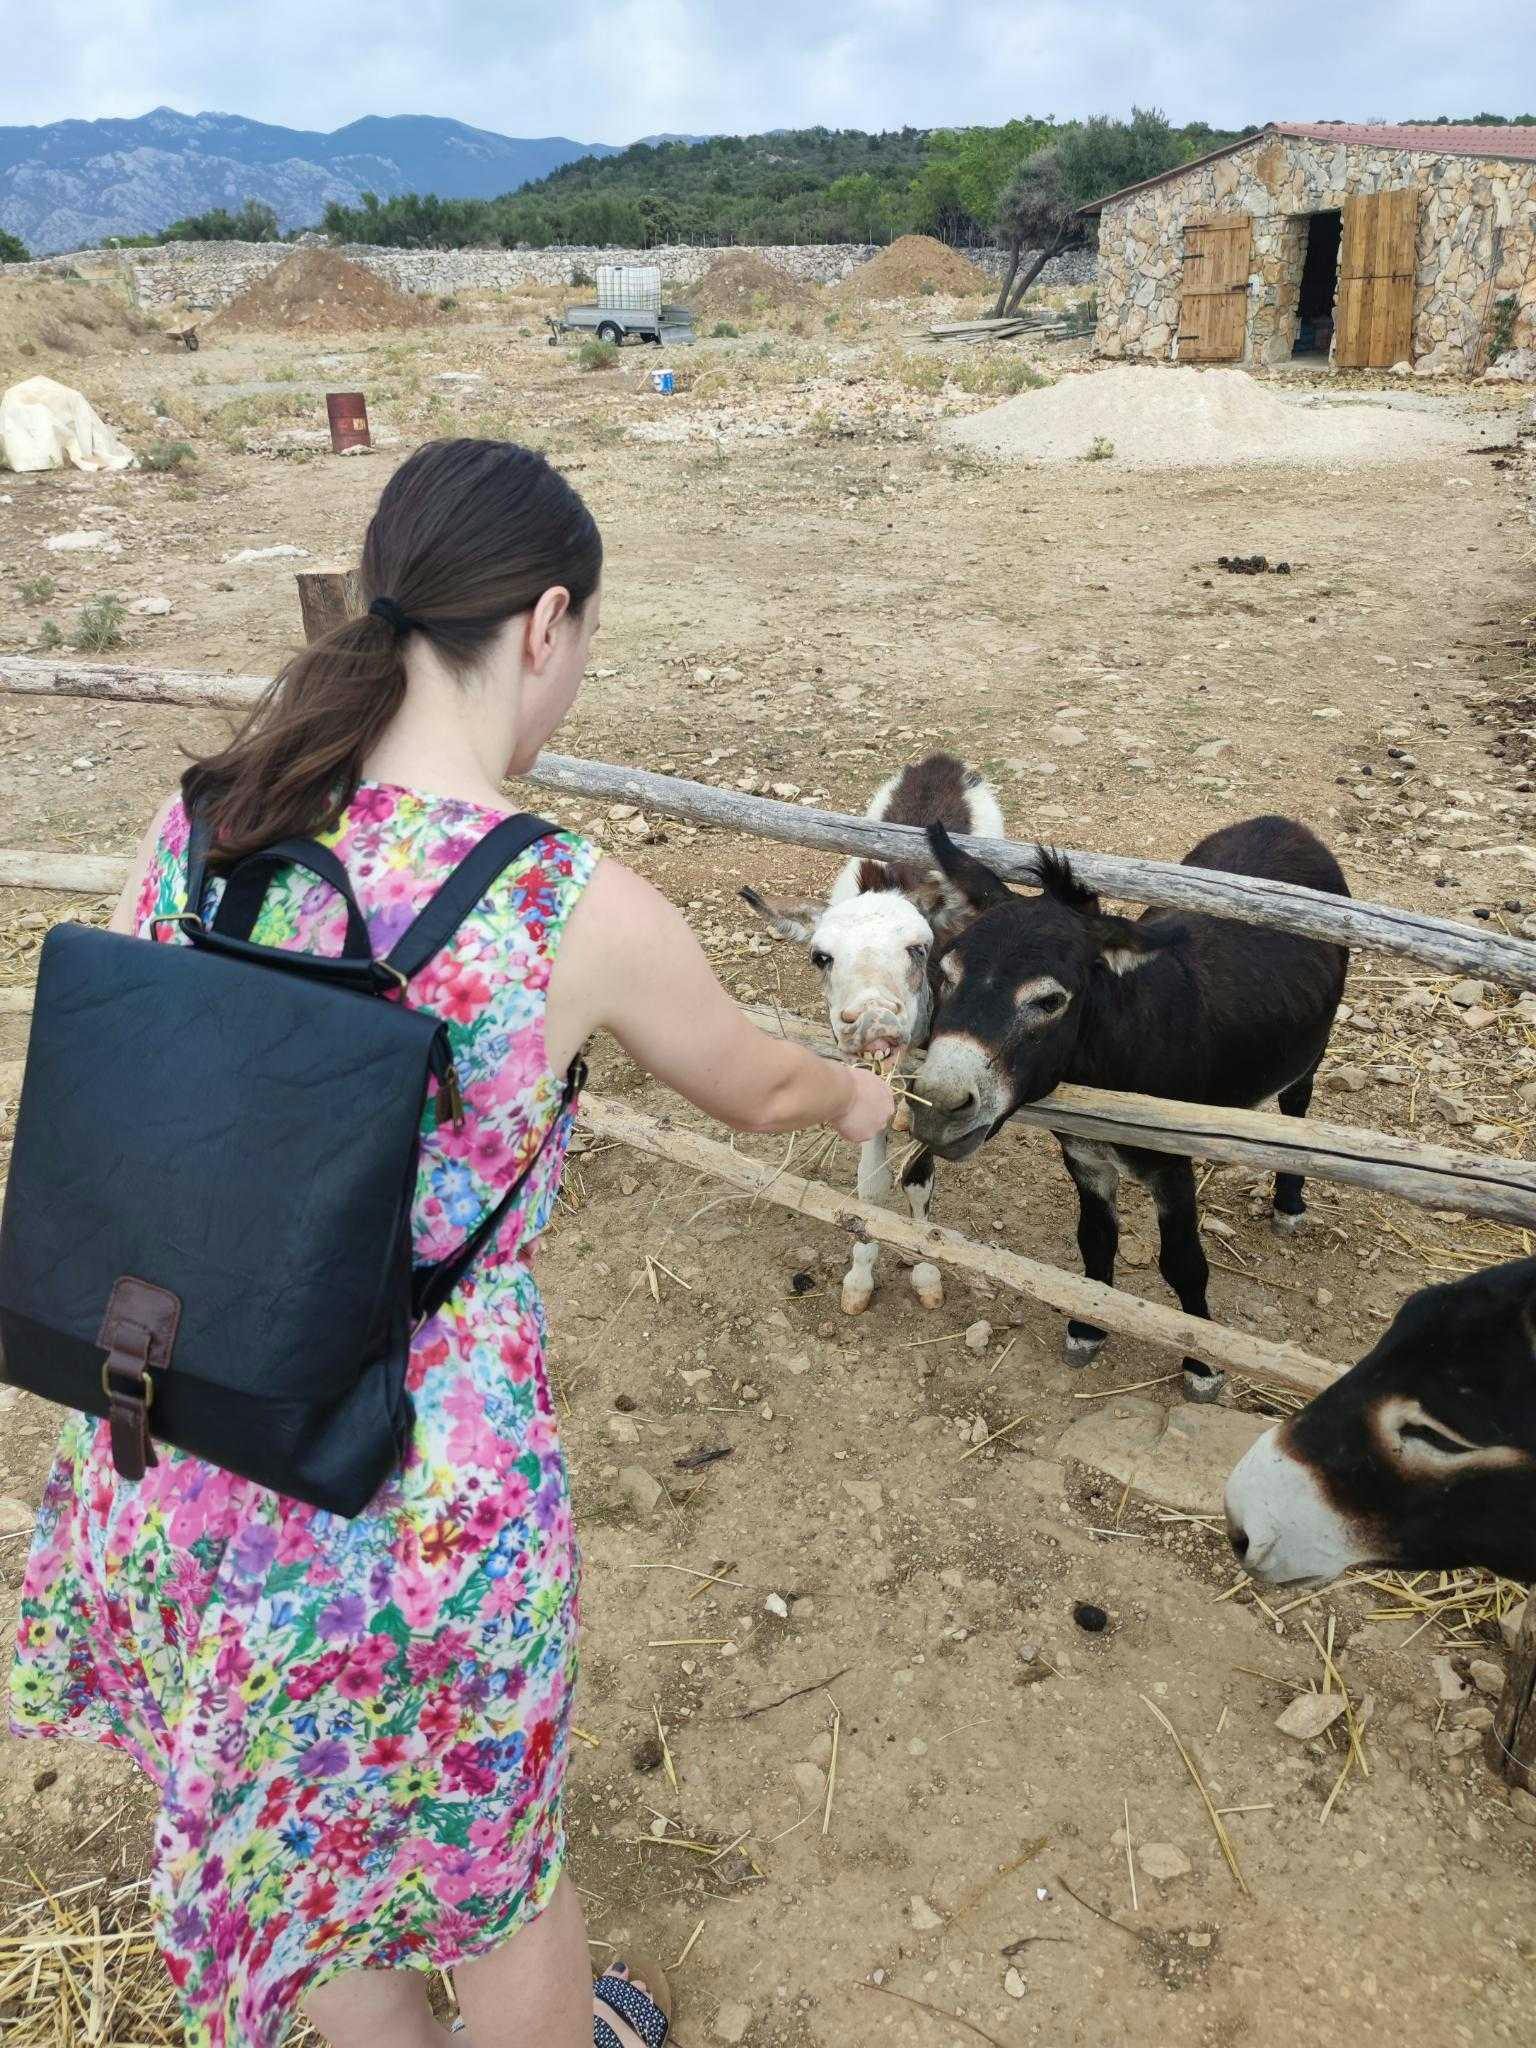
927 823 1011 911
739 887 820 944
1088 913 1177 977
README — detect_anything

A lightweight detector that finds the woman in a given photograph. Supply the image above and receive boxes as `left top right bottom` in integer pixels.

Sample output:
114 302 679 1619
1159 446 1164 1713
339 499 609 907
8 438 892 2048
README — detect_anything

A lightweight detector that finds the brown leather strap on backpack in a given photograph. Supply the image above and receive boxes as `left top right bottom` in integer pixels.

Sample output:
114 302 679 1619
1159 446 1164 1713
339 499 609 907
97 1277 180 1481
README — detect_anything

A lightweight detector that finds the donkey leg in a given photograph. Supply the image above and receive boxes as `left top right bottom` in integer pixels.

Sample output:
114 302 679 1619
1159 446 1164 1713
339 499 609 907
1272 1063 1320 1235
1144 1155 1222 1403
1061 1140 1121 1364
843 1131 893 1314
900 1148 944 1309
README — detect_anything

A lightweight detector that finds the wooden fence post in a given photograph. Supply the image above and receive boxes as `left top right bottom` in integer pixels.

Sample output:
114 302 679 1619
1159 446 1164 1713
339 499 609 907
295 570 360 643
1486 1597 1536 1798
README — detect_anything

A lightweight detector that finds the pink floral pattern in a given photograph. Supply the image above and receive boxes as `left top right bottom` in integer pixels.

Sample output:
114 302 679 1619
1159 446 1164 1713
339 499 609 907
8 785 599 2045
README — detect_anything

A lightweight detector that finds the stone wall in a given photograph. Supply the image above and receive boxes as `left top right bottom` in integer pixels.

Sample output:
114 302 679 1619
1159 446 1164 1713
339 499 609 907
1095 135 1536 374
10 238 1094 312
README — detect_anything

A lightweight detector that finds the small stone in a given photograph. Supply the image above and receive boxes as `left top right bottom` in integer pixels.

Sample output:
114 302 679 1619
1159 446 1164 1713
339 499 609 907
1328 1065 1367 1093
792 1760 825 1806
618 1174 640 1196
692 666 716 686
606 1414 641 1445
1510 1788 1536 1828
129 594 173 615
1447 978 1488 1008
909 1896 944 1932
618 1466 664 1515
227 543 308 562
1462 1008 1497 1032
1047 725 1089 748
714 2001 752 2043
965 1319 992 1354
1468 1658 1505 1697
765 1593 789 1619
1137 1841 1191 1881
843 1479 883 1514
0 1495 31 1537
1275 1692 1348 1739
45 528 120 553
1313 1287 1334 1309
1431 1655 1469 1702
1004 1968 1026 1999
1499 1598 1528 1651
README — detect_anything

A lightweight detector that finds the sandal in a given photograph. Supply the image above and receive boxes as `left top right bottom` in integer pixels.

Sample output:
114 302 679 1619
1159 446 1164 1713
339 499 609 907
594 1956 673 2048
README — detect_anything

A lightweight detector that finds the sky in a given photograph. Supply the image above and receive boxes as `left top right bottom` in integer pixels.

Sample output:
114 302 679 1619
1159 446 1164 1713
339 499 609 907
4 0 1534 139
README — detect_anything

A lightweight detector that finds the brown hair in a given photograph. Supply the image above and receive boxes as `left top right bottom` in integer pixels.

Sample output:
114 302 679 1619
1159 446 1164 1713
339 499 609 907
183 438 602 859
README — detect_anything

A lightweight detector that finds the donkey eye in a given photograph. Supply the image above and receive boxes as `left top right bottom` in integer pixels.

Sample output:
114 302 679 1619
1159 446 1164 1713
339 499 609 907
1399 1419 1475 1457
907 941 929 963
1037 990 1068 1016
809 949 832 972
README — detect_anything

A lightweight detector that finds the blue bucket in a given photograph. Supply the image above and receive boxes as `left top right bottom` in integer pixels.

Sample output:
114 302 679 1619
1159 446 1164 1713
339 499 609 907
651 368 675 395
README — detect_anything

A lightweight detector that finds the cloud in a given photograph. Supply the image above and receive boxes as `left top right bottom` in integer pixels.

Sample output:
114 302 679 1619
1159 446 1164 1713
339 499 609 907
4 0 1533 138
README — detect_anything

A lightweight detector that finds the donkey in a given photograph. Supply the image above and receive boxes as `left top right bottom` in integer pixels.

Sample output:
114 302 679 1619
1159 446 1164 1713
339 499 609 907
1225 1257 1536 1583
910 814 1349 1399
742 753 1004 1315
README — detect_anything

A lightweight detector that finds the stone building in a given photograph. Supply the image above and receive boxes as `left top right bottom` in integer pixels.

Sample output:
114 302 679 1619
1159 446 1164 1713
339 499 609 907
1084 122 1536 375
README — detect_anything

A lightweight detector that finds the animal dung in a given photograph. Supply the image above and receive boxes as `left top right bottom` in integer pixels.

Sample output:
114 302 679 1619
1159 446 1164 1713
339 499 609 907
1217 554 1292 575
1073 1602 1109 1633
1275 1691 1349 1740
789 1271 815 1295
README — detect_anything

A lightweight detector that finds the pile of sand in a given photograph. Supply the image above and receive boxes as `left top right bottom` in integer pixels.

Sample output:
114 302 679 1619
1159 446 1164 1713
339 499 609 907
691 249 814 321
0 277 150 359
944 363 1494 470
211 249 431 335
838 234 988 301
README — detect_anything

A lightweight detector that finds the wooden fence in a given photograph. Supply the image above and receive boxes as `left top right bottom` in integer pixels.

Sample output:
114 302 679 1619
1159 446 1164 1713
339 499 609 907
5 650 1536 1405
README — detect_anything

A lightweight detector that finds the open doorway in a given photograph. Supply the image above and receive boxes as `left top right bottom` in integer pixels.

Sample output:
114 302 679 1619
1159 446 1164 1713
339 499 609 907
1292 210 1342 359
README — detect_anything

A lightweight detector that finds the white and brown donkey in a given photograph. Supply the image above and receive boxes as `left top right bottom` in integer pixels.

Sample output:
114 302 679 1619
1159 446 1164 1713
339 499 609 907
742 753 1004 1315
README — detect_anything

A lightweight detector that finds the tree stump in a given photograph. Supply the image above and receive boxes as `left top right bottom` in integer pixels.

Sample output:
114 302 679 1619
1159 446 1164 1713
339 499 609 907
1486 1595 1536 1796
295 570 360 644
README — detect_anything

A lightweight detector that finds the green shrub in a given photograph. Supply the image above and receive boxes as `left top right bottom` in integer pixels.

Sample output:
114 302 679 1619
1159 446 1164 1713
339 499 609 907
824 309 842 328
37 618 63 649
143 440 196 472
1084 435 1114 462
438 296 458 312
149 393 171 417
1491 294 1519 359
710 322 740 338
919 280 938 295
0 227 29 263
570 264 594 288
71 595 127 652
18 574 56 603
576 339 619 373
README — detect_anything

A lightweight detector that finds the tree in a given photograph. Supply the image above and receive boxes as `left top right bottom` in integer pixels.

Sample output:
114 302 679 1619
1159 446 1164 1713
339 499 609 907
908 119 1051 242
162 197 281 243
990 147 1087 315
0 227 29 263
1055 106 1191 210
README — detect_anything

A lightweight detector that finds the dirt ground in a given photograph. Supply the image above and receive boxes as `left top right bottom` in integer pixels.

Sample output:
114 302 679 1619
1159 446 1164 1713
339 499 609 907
2 273 1536 2047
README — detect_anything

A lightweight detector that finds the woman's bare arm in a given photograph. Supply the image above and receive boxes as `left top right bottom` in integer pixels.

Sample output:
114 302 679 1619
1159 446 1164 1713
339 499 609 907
546 859 892 1141
107 795 178 936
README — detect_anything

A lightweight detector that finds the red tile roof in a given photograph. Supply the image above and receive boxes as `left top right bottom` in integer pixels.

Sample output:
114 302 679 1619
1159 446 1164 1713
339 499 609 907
1080 121 1536 213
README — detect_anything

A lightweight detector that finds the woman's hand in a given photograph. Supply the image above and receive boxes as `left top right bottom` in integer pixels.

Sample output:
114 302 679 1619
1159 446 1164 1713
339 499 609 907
833 1067 896 1145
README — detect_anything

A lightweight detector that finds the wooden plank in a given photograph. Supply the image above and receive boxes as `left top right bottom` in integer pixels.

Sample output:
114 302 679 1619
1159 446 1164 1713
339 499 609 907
739 1004 1536 1227
1336 190 1416 367
0 850 126 893
0 655 267 712
2 665 1535 986
580 1094 1344 1398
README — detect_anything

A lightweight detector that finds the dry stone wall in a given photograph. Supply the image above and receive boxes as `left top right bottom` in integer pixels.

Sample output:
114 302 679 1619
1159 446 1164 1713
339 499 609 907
11 238 1093 311
1096 134 1536 374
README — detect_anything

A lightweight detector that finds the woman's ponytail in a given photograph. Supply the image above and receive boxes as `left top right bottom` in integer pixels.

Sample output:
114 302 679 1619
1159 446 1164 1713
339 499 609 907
181 438 602 861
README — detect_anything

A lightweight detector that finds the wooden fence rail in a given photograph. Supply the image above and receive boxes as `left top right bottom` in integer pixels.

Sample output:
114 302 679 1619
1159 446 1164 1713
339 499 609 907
5 654 1536 987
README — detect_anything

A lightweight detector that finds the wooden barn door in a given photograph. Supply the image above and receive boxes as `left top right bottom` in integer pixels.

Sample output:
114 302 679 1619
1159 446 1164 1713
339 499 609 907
1335 189 1418 367
1178 217 1253 361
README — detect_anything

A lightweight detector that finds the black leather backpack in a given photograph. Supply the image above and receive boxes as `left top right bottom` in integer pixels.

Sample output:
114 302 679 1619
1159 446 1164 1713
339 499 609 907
0 809 579 1516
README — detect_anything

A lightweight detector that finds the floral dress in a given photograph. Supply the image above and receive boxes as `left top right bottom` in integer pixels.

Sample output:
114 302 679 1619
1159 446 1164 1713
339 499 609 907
8 784 599 2047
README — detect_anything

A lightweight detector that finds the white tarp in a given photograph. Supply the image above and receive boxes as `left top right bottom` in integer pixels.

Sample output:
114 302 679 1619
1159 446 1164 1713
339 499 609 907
0 375 137 473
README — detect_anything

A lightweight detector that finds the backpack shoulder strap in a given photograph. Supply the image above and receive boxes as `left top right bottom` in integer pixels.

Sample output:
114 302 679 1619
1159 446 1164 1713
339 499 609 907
385 812 557 985
410 1055 585 1327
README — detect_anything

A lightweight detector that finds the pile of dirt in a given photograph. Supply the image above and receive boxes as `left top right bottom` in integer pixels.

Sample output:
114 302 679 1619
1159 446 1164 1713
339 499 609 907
837 234 988 301
210 249 431 335
691 250 814 321
0 277 150 360
944 363 1498 470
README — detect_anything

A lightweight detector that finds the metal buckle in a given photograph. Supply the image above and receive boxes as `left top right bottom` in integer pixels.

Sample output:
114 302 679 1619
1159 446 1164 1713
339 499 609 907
148 911 204 936
101 1359 154 1409
377 960 410 997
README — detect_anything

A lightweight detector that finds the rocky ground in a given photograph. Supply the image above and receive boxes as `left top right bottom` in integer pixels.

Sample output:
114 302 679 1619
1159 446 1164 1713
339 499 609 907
2 282 1536 2046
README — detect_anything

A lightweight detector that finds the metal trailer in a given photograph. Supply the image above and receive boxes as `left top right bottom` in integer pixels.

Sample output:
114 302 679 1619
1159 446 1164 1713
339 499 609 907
547 263 696 346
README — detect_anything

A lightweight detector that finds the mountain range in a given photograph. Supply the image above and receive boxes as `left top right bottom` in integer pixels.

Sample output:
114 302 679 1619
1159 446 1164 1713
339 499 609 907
0 108 703 255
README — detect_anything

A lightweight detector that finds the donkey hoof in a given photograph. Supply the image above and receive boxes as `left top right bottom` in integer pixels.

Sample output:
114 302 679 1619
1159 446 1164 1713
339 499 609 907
1271 1208 1306 1238
841 1275 874 1316
1064 1328 1107 1367
1183 1363 1226 1404
910 1261 945 1310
